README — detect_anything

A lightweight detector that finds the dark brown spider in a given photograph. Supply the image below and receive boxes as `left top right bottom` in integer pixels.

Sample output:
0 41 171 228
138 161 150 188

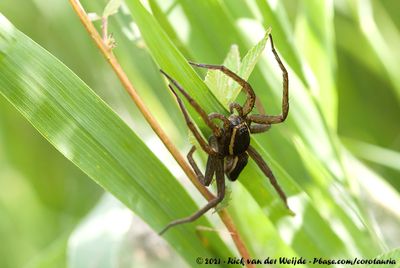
159 34 290 235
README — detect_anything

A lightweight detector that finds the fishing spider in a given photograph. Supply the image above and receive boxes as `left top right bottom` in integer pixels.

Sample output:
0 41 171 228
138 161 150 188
159 34 289 235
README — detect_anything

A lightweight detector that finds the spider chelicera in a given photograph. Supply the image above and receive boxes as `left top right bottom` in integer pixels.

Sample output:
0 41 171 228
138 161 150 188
159 34 290 235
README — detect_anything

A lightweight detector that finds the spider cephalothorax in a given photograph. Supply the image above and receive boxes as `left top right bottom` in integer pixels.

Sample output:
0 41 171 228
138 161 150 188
159 34 290 235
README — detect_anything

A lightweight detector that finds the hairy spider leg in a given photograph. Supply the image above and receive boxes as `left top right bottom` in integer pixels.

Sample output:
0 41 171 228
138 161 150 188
187 146 215 186
159 157 225 235
229 102 243 116
247 145 292 212
166 84 217 156
247 34 289 125
249 123 271 134
189 62 256 116
208 112 230 130
160 70 222 137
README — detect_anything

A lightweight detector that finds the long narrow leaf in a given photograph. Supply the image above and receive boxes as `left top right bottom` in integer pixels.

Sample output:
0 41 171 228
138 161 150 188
0 13 232 266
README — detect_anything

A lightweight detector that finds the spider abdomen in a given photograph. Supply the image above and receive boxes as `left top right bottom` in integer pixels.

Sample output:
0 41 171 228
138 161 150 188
225 153 249 181
228 122 250 155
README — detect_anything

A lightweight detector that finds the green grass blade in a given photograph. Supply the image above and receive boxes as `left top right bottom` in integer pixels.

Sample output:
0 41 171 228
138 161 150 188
0 0 398 266
295 0 337 129
292 137 383 256
125 0 225 124
342 138 400 172
253 0 306 84
148 0 191 58
122 0 393 261
367 248 400 268
350 0 400 101
173 0 243 62
0 13 232 266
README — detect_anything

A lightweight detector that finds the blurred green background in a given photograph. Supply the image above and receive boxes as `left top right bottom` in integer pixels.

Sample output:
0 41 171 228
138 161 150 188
0 0 399 267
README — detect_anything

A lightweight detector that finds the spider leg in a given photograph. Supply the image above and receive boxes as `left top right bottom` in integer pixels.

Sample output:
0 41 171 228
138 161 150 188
166 84 217 155
159 157 225 235
187 146 216 186
248 34 289 125
189 62 255 116
160 70 222 137
229 102 243 116
250 123 271 134
247 145 291 211
208 112 229 130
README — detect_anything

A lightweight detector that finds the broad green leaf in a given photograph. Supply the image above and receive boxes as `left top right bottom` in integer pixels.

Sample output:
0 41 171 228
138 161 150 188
204 44 240 107
222 45 241 73
0 13 232 266
205 28 271 107
238 28 271 86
